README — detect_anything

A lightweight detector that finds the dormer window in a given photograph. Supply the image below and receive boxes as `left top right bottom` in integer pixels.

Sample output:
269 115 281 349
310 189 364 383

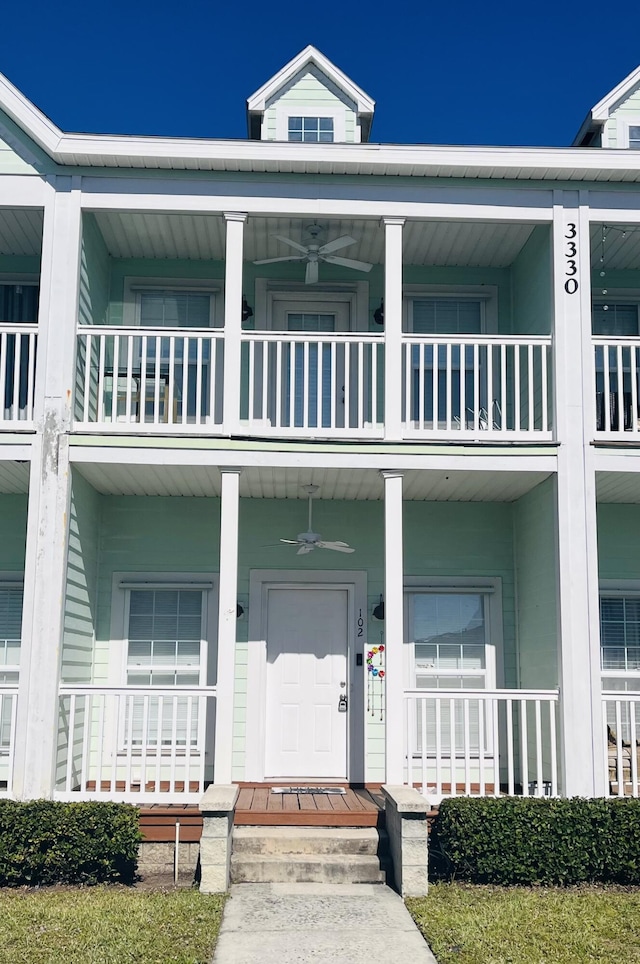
288 116 334 143
629 126 640 149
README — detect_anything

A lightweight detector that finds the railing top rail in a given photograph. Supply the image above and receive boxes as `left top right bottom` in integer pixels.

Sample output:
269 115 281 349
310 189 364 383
241 331 384 343
592 336 640 346
602 690 640 700
0 323 38 334
0 685 19 694
404 687 559 700
77 325 223 338
402 334 552 346
59 684 217 696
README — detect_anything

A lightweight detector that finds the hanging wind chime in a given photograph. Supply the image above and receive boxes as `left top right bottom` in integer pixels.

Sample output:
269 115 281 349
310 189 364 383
366 640 385 720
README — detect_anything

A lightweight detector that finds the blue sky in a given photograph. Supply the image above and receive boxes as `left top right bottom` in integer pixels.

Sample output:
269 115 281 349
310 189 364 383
1 0 639 148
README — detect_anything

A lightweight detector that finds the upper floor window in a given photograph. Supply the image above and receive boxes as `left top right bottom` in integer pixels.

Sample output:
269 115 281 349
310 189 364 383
629 126 640 149
0 283 38 324
407 298 483 335
138 290 214 329
288 116 334 143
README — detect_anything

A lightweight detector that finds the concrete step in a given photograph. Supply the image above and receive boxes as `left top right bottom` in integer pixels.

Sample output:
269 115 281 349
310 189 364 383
232 826 385 856
230 853 386 884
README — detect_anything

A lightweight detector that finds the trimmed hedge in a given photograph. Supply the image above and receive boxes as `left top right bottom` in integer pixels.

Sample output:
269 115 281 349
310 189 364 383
0 800 142 886
430 796 640 886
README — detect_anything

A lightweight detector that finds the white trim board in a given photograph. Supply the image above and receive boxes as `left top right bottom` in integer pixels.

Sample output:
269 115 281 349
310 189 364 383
245 568 367 783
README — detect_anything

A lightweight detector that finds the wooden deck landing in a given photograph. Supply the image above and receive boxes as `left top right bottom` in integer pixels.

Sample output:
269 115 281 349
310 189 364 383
234 784 385 827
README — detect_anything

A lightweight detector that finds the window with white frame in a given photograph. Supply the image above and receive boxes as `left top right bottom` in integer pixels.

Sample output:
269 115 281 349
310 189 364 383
124 588 205 749
405 588 496 754
287 116 334 142
629 127 640 150
593 302 640 336
600 592 640 744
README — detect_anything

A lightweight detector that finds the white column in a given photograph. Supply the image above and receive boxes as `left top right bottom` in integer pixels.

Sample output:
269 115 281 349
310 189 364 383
13 176 82 799
214 468 242 783
383 218 405 441
222 213 247 436
382 470 405 784
552 190 605 796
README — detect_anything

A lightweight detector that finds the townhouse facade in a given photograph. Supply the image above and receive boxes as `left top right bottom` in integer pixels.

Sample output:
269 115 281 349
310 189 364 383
1 47 640 809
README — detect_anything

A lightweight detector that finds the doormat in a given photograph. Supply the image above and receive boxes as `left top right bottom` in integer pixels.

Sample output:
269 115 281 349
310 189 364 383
271 787 347 795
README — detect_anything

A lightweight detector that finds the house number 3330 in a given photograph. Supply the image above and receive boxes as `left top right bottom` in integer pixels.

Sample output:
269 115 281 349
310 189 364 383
564 223 579 294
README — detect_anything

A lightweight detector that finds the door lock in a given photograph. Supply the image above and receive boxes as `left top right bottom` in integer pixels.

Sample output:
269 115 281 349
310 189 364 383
338 694 348 713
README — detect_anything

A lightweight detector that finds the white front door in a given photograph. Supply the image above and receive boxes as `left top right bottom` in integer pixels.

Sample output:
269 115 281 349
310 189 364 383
265 587 348 779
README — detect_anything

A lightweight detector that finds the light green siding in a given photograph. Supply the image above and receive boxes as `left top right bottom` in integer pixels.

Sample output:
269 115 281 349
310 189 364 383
514 477 558 689
511 226 552 335
79 214 110 327
264 68 358 143
606 84 640 146
61 471 101 683
0 495 27 571
597 504 640 580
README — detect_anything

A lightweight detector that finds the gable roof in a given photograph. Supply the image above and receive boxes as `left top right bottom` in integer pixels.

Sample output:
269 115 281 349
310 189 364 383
246 45 375 139
573 65 640 146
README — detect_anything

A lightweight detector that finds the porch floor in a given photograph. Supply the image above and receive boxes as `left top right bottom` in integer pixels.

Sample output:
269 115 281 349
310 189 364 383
234 784 385 827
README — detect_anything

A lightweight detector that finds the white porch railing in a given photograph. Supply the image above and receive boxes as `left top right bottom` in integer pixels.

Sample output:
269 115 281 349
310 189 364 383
56 685 217 803
603 692 640 798
0 684 18 797
402 336 553 439
404 688 559 799
240 332 385 438
75 327 224 431
0 325 37 427
593 338 640 436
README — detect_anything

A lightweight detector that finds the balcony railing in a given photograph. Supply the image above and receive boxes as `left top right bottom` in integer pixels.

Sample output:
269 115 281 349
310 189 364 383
603 692 640 798
55 685 217 803
240 332 385 438
0 325 37 428
404 688 560 799
74 328 554 441
0 684 18 797
594 338 640 436
402 336 553 439
75 327 224 431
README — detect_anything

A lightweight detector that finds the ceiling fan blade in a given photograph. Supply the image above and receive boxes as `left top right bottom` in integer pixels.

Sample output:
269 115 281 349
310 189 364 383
297 544 315 555
273 235 309 254
317 540 355 553
321 255 373 273
305 260 319 284
280 538 302 545
318 236 356 255
253 256 306 265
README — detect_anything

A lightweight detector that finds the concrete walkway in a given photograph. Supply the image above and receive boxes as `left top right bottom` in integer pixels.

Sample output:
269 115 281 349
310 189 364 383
212 883 437 963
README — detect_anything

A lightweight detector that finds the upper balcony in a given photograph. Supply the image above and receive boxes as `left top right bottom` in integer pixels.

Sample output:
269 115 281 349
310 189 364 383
73 212 554 443
592 220 640 441
0 208 42 430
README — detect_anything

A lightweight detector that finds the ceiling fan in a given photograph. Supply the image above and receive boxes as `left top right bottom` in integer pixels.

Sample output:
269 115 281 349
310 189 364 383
274 484 355 555
253 223 373 285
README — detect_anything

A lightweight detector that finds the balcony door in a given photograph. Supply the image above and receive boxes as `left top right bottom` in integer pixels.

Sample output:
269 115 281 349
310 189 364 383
271 298 350 429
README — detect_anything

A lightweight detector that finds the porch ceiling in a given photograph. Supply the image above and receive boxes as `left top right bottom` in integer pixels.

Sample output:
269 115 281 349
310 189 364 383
93 212 536 268
0 461 29 493
590 223 640 270
0 209 43 257
74 462 550 502
597 471 640 503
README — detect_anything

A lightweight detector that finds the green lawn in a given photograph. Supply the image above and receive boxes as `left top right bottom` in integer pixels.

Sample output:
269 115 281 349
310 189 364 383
0 887 226 964
407 884 640 964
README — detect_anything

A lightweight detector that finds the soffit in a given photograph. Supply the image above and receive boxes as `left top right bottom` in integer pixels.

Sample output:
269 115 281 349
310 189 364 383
74 462 550 502
0 460 29 493
590 224 640 271
94 212 535 268
0 209 43 257
597 471 640 503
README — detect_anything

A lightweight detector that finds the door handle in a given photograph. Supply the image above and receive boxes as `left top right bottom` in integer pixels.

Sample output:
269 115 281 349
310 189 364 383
338 694 348 713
